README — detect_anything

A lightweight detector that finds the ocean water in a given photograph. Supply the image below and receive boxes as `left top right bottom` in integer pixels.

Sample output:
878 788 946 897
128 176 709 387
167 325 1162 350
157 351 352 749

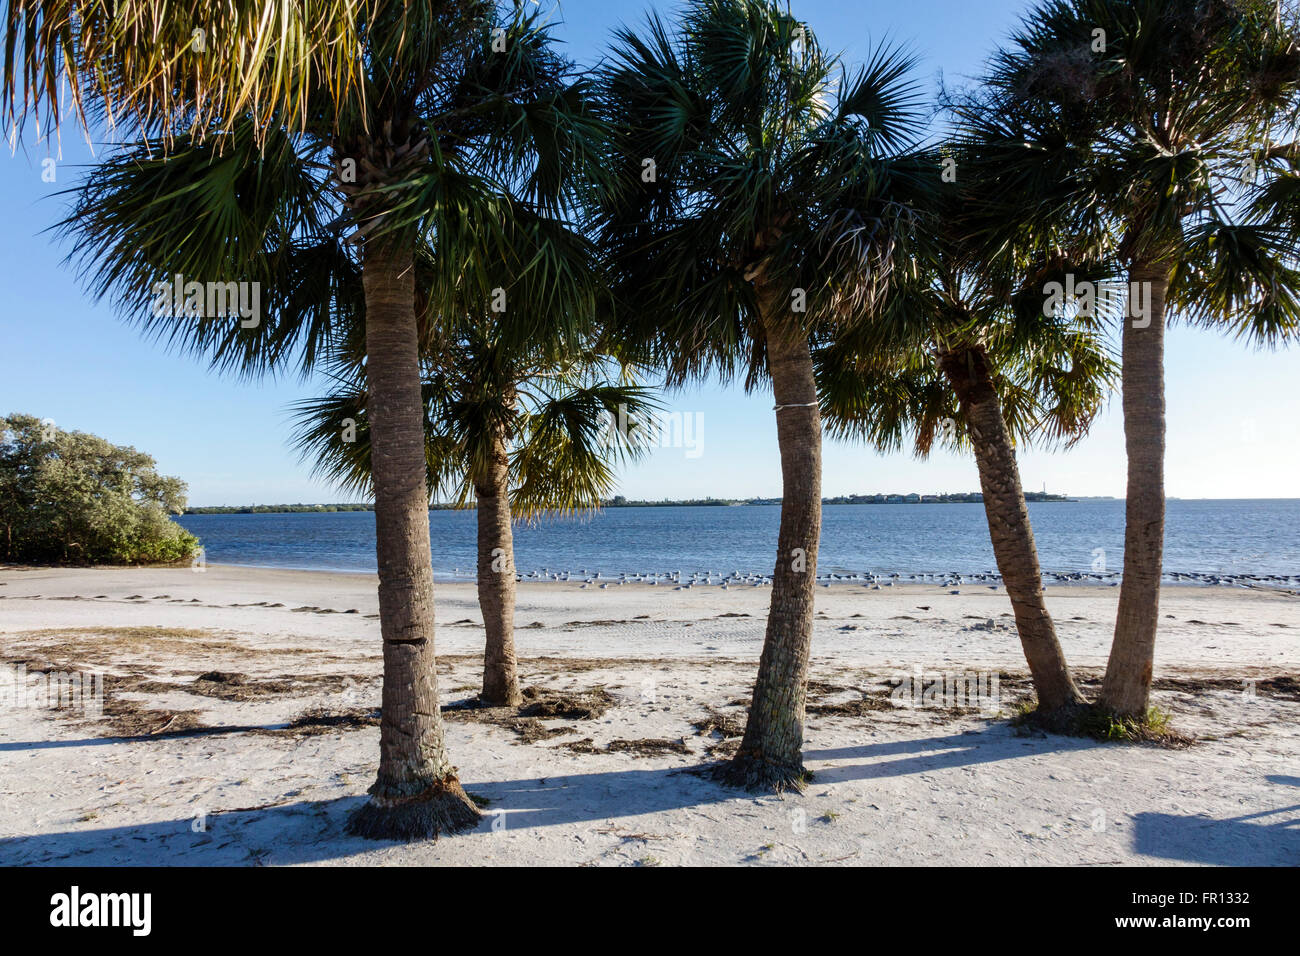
177 499 1300 583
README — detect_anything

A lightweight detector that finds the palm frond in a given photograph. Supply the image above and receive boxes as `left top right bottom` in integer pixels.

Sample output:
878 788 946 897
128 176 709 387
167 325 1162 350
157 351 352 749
2 0 371 144
56 121 352 378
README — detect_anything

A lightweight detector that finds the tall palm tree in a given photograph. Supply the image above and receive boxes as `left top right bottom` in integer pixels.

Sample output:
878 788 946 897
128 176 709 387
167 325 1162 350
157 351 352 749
291 321 657 707
593 0 930 790
819 234 1118 719
958 0 1300 719
49 2 608 838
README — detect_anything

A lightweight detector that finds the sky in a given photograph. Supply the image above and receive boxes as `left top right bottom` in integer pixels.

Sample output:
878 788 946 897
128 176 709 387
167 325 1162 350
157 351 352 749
1 0 1297 506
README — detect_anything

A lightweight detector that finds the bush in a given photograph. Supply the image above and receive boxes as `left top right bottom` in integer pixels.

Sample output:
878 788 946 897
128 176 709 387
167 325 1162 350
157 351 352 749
0 413 200 565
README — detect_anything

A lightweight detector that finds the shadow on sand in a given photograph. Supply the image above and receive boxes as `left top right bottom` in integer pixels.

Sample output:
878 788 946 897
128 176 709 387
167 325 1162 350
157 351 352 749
1132 773 1300 866
3 725 1296 864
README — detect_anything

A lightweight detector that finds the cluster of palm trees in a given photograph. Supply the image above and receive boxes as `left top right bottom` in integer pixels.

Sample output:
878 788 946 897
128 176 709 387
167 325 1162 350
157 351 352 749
6 0 1298 838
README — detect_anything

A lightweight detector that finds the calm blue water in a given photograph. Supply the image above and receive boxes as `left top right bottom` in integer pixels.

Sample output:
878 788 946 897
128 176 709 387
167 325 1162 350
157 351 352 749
178 500 1300 582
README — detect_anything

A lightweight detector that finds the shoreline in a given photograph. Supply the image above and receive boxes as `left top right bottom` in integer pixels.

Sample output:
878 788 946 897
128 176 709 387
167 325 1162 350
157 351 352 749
10 560 1300 593
3 563 1296 670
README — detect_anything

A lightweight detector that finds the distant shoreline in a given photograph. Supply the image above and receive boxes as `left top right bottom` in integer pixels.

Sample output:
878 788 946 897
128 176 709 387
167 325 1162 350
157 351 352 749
185 492 1082 515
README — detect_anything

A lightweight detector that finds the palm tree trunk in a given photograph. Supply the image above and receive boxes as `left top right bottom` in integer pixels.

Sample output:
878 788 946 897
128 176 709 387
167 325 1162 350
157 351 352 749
939 346 1085 716
346 239 480 840
475 427 521 707
1101 263 1171 718
726 298 822 792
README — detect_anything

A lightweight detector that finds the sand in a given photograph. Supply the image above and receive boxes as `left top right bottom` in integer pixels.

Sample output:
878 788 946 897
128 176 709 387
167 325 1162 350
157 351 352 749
1 563 1297 866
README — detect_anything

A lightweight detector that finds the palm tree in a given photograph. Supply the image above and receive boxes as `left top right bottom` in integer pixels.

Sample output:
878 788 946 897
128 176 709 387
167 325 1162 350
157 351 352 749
958 0 1300 719
592 0 930 790
48 2 608 838
291 320 657 707
818 230 1118 719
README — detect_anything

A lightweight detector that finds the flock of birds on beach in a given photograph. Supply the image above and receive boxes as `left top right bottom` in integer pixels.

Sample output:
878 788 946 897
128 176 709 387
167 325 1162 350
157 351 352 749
438 567 1300 592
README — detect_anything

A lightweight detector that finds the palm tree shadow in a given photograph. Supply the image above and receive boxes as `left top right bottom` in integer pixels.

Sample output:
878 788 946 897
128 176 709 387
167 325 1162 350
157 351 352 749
0 795 365 866
0 726 1107 864
5 727 1287 864
802 724 1107 783
1133 774 1300 865
0 764 740 865
0 724 284 751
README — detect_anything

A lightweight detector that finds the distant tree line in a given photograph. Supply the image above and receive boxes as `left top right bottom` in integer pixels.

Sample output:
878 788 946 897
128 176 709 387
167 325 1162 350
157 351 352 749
602 492 1074 506
185 492 1073 514
822 492 1071 505
185 503 376 514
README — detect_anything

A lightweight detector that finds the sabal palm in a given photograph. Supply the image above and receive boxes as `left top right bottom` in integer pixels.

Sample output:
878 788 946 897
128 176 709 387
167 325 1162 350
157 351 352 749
291 321 656 707
819 215 1118 717
958 0 1300 718
47 2 608 838
593 0 930 790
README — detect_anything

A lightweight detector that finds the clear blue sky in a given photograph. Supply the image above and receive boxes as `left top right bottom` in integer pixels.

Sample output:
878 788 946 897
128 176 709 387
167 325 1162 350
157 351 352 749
1 0 1296 505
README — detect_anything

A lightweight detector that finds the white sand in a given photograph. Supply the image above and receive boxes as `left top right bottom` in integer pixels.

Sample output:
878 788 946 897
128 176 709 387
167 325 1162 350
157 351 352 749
1 563 1297 866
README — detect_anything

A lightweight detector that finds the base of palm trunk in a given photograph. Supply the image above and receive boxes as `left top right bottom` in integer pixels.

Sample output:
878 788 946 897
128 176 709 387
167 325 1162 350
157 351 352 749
718 749 811 793
1074 703 1185 745
1015 698 1091 735
478 687 523 708
1097 678 1151 721
347 776 481 841
1016 700 1186 745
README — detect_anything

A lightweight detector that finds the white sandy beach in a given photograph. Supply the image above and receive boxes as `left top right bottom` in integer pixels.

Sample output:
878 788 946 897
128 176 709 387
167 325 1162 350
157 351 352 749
1 563 1297 866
